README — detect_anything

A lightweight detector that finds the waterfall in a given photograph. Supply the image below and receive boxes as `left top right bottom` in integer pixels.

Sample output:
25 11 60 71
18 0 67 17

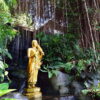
19 81 26 93
9 0 100 66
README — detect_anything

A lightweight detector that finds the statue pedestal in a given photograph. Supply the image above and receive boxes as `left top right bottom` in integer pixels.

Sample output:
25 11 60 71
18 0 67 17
24 87 42 99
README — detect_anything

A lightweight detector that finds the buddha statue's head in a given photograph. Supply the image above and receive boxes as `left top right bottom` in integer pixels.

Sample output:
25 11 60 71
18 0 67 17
32 40 38 47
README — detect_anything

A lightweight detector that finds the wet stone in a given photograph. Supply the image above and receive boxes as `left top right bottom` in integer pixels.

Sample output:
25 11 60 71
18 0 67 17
42 96 76 100
0 92 28 100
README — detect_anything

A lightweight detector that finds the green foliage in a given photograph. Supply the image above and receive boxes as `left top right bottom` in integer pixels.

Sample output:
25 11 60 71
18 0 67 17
82 88 100 95
12 13 33 29
41 64 62 78
0 0 17 82
37 32 78 64
1 99 16 100
0 83 9 90
0 0 9 11
96 26 100 30
82 83 100 98
64 62 74 72
0 0 17 48
0 83 15 97
0 89 15 97
37 32 99 78
0 49 12 82
0 0 16 48
4 0 17 9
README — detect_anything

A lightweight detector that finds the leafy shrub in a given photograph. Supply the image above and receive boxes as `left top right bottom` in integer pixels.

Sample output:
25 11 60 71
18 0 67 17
36 32 99 78
36 32 78 64
12 13 33 29
82 82 100 99
0 0 17 82
0 83 16 100
1 99 16 100
0 83 15 96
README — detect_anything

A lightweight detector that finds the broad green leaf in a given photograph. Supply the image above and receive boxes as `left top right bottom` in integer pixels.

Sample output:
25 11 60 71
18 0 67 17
82 89 91 95
52 70 59 76
0 61 5 70
0 83 9 90
3 49 12 59
48 71 53 78
1 98 17 100
4 63 9 68
0 89 16 96
0 75 4 82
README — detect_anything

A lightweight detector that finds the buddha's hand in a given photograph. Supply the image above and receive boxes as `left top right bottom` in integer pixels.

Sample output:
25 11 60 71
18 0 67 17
35 66 40 69
41 51 44 56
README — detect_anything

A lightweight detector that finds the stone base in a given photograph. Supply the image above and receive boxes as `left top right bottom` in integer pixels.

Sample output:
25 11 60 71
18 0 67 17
24 87 42 99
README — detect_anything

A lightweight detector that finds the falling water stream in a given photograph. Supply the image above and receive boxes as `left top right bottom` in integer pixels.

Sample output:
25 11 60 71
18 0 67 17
10 0 100 63
8 0 100 67
9 0 68 65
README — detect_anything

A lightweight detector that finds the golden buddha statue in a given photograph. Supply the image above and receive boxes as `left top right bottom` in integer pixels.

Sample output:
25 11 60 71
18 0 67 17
24 40 44 99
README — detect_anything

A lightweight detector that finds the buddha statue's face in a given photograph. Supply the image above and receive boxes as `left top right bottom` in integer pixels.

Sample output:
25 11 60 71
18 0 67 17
32 40 38 47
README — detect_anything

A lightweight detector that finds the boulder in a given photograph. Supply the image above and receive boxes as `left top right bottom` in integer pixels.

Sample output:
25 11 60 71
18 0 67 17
50 71 72 95
51 71 71 89
59 96 76 100
72 81 83 95
59 86 69 96
50 71 71 91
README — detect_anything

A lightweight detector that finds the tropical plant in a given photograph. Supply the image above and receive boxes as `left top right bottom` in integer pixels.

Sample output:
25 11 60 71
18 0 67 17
82 82 100 99
12 13 33 29
0 83 15 96
36 32 79 63
36 32 99 78
1 99 16 100
0 0 17 82
4 0 17 9
0 83 16 100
